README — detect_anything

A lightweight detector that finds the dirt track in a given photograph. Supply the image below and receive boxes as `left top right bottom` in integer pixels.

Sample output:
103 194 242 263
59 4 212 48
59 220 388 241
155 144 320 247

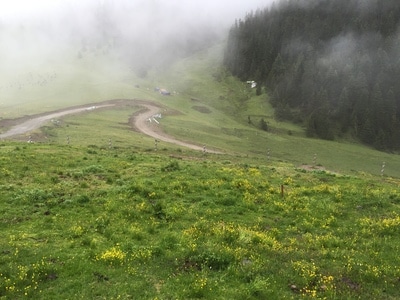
0 99 221 153
0 104 115 139
134 104 219 152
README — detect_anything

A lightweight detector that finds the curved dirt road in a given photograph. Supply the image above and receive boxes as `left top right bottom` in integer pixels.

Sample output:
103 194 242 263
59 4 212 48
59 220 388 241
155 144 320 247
0 100 221 153
134 104 219 153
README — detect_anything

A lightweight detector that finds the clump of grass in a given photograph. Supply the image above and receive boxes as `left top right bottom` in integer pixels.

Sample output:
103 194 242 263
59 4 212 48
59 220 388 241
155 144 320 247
161 160 180 172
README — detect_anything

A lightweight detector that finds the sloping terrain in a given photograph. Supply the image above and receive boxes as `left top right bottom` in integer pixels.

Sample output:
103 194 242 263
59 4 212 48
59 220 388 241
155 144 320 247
0 143 399 299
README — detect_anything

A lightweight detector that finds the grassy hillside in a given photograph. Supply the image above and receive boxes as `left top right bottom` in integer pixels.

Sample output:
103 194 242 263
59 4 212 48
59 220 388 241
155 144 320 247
0 45 399 298
2 43 400 177
0 143 399 299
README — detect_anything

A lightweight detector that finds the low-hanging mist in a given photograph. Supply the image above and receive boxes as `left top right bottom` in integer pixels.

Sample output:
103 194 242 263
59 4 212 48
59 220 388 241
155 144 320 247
0 0 270 116
0 0 269 75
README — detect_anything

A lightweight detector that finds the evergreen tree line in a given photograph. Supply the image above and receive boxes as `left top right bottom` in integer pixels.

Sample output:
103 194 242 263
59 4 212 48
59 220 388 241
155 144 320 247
224 0 400 150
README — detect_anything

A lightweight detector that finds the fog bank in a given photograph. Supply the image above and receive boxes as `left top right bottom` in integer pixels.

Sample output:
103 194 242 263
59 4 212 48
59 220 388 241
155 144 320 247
0 0 270 71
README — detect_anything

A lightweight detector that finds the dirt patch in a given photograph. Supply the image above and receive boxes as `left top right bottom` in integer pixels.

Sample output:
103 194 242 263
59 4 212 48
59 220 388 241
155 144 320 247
299 164 326 171
192 105 211 114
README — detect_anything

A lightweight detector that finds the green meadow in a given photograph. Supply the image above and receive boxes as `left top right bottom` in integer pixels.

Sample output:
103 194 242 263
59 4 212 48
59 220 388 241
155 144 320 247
0 143 399 299
1 45 400 299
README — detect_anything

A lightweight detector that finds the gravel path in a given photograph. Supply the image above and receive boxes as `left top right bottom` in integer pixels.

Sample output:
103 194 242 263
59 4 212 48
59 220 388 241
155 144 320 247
0 104 114 139
133 104 219 152
0 100 222 153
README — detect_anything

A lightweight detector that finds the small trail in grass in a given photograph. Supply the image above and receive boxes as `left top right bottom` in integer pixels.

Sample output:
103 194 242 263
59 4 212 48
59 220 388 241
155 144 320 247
0 99 222 154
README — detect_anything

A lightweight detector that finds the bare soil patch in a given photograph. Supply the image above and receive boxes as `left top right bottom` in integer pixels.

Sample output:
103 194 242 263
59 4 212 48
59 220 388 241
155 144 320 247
299 164 326 171
192 105 212 114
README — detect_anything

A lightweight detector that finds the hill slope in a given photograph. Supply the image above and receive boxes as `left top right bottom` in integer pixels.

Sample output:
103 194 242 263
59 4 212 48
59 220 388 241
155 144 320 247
0 143 399 299
2 43 400 177
0 13 400 298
